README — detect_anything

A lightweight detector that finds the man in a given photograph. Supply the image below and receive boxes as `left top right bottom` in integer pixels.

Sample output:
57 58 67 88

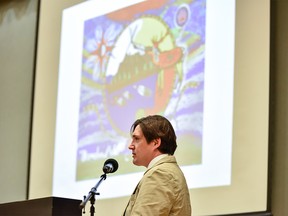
123 115 191 215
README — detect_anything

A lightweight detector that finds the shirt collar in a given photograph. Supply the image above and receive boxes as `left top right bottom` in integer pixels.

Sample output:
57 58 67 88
147 154 169 169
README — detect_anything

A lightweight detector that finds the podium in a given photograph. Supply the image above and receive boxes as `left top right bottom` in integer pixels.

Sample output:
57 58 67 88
0 197 82 216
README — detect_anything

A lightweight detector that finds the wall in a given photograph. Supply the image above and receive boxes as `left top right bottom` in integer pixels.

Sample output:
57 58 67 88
270 1 288 215
28 0 85 199
0 0 38 203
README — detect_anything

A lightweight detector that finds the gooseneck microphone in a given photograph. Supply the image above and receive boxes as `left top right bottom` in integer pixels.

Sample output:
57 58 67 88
80 158 119 211
103 158 119 174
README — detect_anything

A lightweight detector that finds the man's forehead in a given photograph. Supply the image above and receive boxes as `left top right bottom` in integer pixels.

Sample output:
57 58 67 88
132 125 143 136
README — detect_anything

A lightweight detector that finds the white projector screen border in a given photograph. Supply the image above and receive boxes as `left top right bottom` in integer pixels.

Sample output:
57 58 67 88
52 0 234 199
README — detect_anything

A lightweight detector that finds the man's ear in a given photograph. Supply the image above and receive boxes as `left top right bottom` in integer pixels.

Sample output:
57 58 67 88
153 138 161 149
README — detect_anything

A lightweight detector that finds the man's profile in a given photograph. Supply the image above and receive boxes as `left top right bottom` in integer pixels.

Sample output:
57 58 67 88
123 115 191 215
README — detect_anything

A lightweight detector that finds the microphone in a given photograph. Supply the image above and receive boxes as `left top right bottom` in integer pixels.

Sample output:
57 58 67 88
102 158 119 174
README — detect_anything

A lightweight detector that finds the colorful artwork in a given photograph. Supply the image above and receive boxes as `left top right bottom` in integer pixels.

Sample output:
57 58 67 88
76 0 206 180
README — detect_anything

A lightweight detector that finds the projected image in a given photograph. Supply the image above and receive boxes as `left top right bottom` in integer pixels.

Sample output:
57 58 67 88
77 0 206 180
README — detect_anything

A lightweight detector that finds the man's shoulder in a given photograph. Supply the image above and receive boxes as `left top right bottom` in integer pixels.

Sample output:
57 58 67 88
147 155 181 175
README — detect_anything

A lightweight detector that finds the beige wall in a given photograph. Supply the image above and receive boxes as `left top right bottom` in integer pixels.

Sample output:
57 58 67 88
0 0 38 203
29 0 85 199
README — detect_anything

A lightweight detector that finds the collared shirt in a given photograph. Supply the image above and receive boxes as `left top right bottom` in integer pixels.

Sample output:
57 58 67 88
147 153 169 169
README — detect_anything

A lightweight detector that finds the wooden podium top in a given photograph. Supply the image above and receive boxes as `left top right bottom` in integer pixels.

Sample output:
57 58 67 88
0 196 82 216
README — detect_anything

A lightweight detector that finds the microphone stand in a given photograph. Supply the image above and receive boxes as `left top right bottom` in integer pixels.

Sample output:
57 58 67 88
79 173 107 216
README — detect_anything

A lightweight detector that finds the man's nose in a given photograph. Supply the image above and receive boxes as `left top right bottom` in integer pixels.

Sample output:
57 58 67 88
128 142 134 150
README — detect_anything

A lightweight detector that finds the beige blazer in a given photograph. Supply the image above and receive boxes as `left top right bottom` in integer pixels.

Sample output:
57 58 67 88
123 155 191 216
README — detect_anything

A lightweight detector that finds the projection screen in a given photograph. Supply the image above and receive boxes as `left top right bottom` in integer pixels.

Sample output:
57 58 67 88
29 0 270 215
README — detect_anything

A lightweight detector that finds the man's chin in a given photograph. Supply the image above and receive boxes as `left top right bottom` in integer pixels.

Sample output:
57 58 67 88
132 159 141 166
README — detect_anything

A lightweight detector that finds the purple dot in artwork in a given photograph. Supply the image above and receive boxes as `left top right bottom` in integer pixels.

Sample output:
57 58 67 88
176 5 190 27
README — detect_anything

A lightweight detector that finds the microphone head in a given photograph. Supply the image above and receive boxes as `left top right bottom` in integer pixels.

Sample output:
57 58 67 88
103 158 119 174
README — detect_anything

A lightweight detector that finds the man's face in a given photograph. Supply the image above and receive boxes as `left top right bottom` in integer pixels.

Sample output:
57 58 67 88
128 125 155 167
